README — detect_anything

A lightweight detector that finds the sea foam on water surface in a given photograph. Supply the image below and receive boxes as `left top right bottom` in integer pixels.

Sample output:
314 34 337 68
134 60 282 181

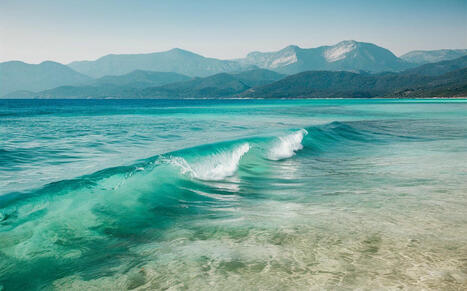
169 143 251 181
168 129 308 182
268 129 308 161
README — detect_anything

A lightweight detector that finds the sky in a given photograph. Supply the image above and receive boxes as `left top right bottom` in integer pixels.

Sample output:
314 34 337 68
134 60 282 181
1 0 466 64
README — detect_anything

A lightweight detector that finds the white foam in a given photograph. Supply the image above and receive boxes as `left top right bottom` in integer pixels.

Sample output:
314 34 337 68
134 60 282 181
268 129 308 160
169 143 250 181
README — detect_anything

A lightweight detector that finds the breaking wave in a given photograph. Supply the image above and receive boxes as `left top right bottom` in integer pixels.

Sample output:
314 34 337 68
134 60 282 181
167 143 251 181
268 129 308 160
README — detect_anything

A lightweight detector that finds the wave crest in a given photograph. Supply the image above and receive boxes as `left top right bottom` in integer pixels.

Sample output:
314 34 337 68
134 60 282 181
268 129 308 160
169 143 250 181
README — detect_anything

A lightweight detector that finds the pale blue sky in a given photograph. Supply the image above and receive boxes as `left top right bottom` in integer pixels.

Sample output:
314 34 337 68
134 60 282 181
1 0 466 63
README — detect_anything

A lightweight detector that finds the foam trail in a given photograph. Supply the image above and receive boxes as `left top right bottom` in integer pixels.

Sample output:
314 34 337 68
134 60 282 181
169 143 250 181
268 129 308 160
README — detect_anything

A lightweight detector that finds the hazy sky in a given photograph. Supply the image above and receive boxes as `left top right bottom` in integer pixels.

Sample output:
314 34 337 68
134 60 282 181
1 0 466 64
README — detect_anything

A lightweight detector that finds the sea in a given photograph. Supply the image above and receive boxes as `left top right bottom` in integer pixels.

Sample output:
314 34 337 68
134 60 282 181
0 99 466 290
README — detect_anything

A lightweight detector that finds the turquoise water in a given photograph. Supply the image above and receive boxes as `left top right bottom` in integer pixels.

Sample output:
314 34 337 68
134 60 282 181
0 99 466 290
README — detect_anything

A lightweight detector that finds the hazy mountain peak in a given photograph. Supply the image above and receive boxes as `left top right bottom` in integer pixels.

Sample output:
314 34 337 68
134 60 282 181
168 47 185 52
244 45 300 69
39 60 72 68
282 45 300 51
3 60 63 67
39 60 60 64
246 45 299 57
324 40 358 62
166 48 200 56
0 60 92 96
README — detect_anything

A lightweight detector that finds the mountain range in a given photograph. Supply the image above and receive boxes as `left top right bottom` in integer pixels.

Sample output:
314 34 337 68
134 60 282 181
237 40 411 74
1 40 466 98
10 56 466 99
68 48 255 78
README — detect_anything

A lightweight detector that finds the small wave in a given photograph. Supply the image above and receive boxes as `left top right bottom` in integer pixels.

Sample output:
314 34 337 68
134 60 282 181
168 143 250 181
268 129 308 160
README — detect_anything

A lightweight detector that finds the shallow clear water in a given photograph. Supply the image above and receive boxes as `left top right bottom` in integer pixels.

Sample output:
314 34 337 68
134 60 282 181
0 99 466 290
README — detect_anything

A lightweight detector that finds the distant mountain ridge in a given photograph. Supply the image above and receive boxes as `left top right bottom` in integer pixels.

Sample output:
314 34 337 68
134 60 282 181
243 57 467 98
243 68 467 98
26 70 192 99
140 69 286 98
28 69 285 99
0 61 92 96
401 55 467 76
237 41 412 74
92 70 190 88
68 48 256 78
400 49 467 65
